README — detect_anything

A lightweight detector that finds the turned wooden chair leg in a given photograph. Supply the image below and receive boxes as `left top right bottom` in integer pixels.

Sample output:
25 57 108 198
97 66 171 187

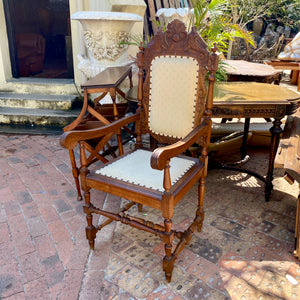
197 177 205 232
162 219 174 282
69 149 82 201
83 191 97 250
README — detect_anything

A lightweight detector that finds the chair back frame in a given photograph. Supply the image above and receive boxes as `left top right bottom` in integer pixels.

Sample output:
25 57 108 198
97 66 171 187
135 20 218 147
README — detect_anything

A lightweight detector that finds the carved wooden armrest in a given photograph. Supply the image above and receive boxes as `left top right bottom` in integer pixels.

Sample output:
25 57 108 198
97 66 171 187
151 121 211 170
60 114 139 150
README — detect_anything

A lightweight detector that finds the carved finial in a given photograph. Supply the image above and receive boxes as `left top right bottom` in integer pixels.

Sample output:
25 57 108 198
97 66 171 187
208 42 219 74
191 26 197 34
211 43 218 54
139 42 144 51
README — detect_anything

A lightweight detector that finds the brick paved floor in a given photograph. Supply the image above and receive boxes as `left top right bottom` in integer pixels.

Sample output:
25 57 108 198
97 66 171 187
0 133 300 299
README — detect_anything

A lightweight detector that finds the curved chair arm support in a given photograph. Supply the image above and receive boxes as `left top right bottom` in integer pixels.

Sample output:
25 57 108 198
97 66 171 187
60 114 139 150
151 121 211 170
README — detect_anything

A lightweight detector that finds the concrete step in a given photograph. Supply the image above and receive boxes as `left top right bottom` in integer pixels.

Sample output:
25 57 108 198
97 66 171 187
0 79 83 132
0 78 79 95
0 106 81 127
0 124 64 135
0 92 78 110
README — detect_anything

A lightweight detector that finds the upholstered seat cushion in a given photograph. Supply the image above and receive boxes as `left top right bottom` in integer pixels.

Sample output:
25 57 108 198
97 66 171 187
95 149 196 192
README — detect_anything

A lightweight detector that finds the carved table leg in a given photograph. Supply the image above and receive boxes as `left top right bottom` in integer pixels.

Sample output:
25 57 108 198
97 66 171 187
241 118 250 160
265 117 282 201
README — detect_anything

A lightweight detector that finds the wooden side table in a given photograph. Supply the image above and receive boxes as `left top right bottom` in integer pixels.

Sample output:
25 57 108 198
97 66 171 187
63 64 133 200
265 59 300 91
224 60 282 84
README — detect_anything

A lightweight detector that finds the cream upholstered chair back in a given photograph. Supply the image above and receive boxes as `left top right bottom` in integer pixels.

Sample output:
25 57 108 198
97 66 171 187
149 56 199 139
137 20 211 144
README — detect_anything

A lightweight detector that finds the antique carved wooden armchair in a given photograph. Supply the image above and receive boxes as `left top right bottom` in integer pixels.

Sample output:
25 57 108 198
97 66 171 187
60 19 218 282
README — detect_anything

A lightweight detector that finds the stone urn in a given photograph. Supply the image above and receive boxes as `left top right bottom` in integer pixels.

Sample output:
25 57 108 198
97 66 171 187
72 11 142 78
156 8 194 29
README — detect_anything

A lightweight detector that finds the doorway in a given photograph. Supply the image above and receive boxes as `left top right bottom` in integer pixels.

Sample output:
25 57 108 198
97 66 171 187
4 0 73 79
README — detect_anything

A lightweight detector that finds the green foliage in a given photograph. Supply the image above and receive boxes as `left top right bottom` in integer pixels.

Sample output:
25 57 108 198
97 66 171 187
191 0 255 53
231 0 300 30
215 60 228 81
120 34 152 48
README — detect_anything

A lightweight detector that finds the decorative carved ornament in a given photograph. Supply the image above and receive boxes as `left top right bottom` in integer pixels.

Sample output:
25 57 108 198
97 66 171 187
212 107 242 116
84 31 130 61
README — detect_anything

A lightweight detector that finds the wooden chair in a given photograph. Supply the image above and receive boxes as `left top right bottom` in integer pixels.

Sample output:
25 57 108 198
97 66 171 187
60 19 218 282
63 65 134 201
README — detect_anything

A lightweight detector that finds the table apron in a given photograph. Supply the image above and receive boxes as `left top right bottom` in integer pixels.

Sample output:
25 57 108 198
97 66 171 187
212 104 288 119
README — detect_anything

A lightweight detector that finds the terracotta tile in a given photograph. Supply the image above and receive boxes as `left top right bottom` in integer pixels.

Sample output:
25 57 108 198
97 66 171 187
288 262 300 282
111 232 135 253
48 220 70 243
4 292 26 299
13 190 33 205
54 199 72 213
0 209 6 225
0 241 17 266
79 270 105 299
0 263 23 298
18 252 43 283
27 216 48 237
66 243 90 270
121 244 161 272
106 253 128 278
184 280 229 299
187 256 226 292
33 234 57 259
56 269 83 300
55 238 73 268
258 270 295 298
4 201 21 216
24 278 50 299
187 235 223 264
225 274 279 300
12 231 35 257
116 264 159 298
147 287 185 300
63 215 84 240
8 214 27 237
0 222 10 244
40 254 65 287
210 216 248 238
39 204 60 223
124 226 162 249
21 202 40 219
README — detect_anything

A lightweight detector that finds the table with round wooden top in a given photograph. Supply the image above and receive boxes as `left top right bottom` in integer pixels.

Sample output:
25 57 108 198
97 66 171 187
212 82 300 201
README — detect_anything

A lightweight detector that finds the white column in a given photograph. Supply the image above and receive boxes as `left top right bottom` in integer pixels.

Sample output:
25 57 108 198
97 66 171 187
0 0 12 83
